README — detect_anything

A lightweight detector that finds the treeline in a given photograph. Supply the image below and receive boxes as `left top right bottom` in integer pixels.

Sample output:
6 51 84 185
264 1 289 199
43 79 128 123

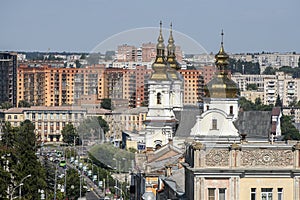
0 120 46 199
228 58 260 74
263 65 300 78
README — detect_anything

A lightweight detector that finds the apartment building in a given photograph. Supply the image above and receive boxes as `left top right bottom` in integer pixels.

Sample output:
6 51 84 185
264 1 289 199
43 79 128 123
231 73 276 92
282 79 300 106
123 65 152 107
0 52 17 107
263 72 298 106
117 44 137 62
178 69 204 105
231 72 300 106
199 65 216 84
116 42 184 63
17 64 105 106
240 90 264 103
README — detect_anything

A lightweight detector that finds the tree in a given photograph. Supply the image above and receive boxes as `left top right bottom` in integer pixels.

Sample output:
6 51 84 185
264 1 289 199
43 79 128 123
289 97 298 107
263 66 277 75
101 98 112 110
80 54 86 59
0 101 13 109
246 83 258 91
75 60 82 68
14 120 46 199
281 115 300 140
61 124 79 145
275 95 282 107
228 58 260 74
18 100 31 107
254 97 262 106
239 97 273 111
97 116 109 134
65 168 85 199
0 120 47 199
77 116 109 143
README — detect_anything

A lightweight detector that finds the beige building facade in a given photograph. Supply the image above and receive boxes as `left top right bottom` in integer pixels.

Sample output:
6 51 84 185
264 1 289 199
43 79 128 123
184 142 300 200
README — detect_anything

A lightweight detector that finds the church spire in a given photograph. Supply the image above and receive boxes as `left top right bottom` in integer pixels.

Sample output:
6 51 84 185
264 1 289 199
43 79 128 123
203 30 239 98
215 30 229 74
150 21 169 80
167 22 181 70
156 21 165 58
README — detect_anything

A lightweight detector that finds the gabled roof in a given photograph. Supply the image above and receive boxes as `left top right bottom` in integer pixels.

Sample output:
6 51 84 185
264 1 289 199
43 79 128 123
174 106 200 137
234 110 272 138
161 168 185 195
146 144 183 171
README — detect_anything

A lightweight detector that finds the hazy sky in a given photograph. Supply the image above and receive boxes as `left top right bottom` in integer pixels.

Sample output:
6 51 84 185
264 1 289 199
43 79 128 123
1 0 300 54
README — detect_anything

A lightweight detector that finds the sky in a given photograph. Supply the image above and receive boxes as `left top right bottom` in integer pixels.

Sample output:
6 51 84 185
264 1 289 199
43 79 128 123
1 0 300 54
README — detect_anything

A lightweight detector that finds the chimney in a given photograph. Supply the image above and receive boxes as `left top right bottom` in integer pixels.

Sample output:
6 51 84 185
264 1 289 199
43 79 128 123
165 165 172 177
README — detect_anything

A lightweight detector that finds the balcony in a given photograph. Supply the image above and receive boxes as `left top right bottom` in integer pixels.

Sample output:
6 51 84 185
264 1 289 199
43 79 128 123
267 89 275 94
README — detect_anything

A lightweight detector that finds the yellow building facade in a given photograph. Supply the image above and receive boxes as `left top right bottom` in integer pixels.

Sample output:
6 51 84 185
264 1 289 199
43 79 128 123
184 142 300 200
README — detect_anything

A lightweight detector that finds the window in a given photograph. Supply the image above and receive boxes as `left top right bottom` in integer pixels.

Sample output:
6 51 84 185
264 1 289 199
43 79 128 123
219 188 225 200
212 119 218 130
14 115 17 119
207 105 209 110
157 93 161 104
8 115 11 119
230 106 233 115
261 188 272 200
251 188 256 200
208 188 215 200
277 188 283 200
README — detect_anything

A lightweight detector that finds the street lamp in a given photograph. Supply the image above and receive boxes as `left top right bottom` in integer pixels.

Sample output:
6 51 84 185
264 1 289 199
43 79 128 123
10 174 31 200
114 186 125 200
10 183 23 200
18 174 32 199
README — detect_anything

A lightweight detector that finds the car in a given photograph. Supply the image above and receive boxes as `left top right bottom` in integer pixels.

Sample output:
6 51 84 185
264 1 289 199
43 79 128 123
59 160 66 168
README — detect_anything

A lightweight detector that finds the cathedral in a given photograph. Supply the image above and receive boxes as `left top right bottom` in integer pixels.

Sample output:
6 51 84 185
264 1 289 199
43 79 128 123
134 23 299 200
143 22 183 149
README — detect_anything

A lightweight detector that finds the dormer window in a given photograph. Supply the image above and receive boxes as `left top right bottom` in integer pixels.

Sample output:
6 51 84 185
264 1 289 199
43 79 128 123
157 93 162 104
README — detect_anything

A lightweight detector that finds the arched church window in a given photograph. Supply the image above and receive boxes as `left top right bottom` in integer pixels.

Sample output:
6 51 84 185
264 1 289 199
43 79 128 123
157 93 162 104
230 106 233 115
212 119 217 130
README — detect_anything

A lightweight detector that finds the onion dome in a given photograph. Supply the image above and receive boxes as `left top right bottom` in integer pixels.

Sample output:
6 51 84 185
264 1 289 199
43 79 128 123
150 21 169 80
204 30 239 98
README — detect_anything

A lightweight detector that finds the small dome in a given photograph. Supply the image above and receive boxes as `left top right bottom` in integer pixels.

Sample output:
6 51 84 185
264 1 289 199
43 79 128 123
204 74 239 98
204 30 239 98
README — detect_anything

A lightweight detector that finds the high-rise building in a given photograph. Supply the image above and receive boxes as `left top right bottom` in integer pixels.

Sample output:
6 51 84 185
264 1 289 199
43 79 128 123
178 69 204 105
17 64 105 106
0 52 17 107
117 44 137 62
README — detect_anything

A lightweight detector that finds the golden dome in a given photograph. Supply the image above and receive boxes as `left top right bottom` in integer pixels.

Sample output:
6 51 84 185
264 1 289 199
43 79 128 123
150 21 169 80
204 30 239 98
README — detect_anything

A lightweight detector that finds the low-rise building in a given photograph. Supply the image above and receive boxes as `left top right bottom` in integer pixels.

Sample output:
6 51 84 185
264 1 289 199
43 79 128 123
3 106 111 142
